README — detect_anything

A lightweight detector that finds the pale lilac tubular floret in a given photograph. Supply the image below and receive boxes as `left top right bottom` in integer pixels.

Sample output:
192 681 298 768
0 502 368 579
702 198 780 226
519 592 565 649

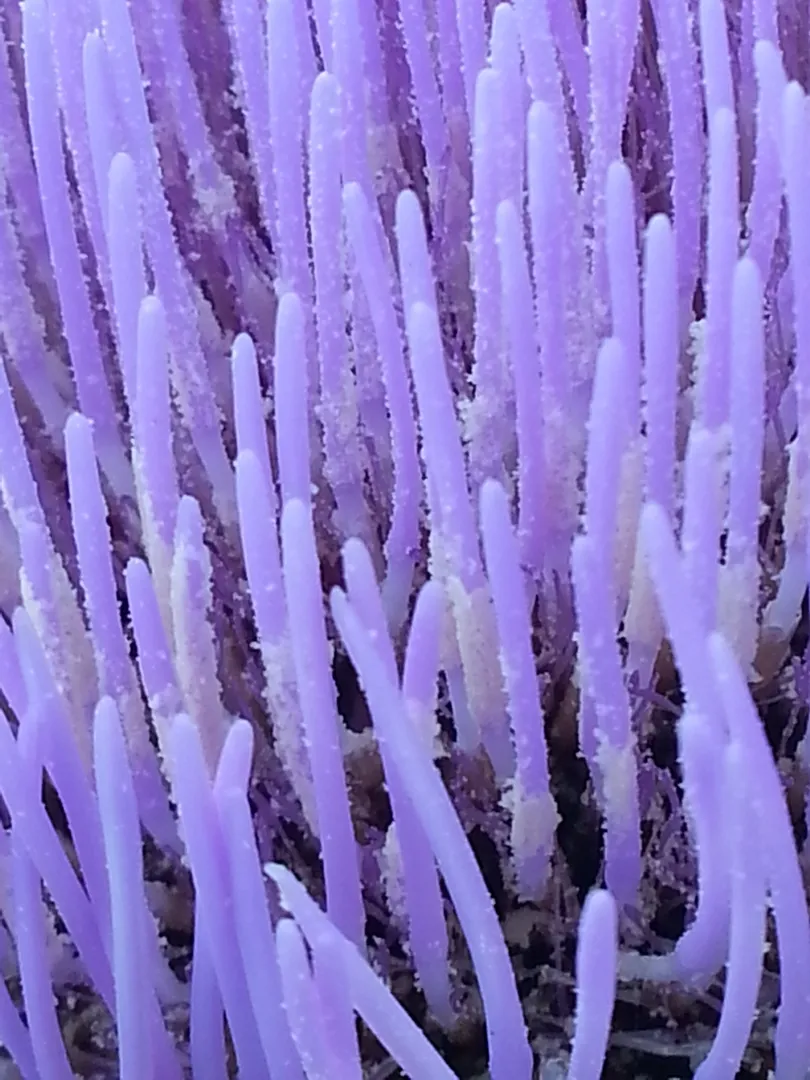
467 67 507 488
526 100 573 410
276 918 330 1080
268 863 458 1080
577 338 629 780
735 0 756 140
582 338 630 582
93 697 157 1080
568 889 618 1080
746 41 787 278
330 0 375 197
343 265 388 477
267 0 313 339
489 5 525 208
681 424 725 634
722 255 765 668
783 88 810 493
211 719 299 1078
572 531 641 907
480 479 556 898
624 220 677 681
709 635 810 1079
763 79 810 640
168 714 270 1079
273 293 313 506
641 214 678 516
694 740 766 1080
83 31 125 239
231 332 276 500
605 162 641 426
310 923 364 1080
652 0 703 312
330 588 533 1080
171 495 230 777
11 831 73 1080
188 922 227 1080
699 0 736 119
280 498 365 948
124 558 183 727
546 0 590 141
133 293 178 577
405 298 479 590
309 72 367 542
395 188 440 313
236 450 287 645
235 453 314 823
670 707 730 981
219 783 303 1080
495 199 546 578
17 513 96 773
699 107 738 431
106 152 148 410
342 181 421 625
237 447 313 825
754 0 779 43
359 1 392 134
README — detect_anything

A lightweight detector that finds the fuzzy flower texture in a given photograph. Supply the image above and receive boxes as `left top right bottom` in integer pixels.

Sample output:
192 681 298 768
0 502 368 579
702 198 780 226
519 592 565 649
3 0 810 1076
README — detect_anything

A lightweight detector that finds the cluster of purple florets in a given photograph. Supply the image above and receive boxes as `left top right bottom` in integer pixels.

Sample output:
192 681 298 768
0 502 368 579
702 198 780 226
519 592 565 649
0 0 810 1076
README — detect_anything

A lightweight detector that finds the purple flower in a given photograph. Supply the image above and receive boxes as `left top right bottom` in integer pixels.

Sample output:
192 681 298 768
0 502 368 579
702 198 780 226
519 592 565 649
0 0 808 1077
